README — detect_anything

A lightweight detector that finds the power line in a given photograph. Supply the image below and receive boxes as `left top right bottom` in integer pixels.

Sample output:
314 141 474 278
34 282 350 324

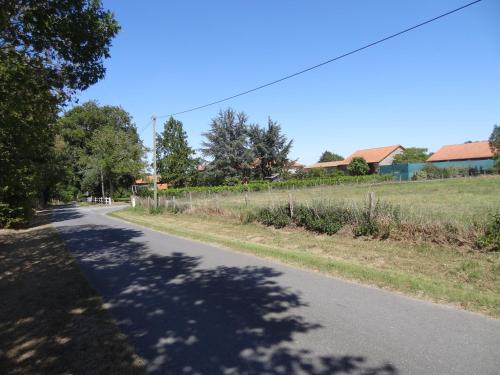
157 0 481 119
138 119 152 135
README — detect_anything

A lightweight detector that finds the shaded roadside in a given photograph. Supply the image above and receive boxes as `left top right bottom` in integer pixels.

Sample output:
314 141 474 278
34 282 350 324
55 214 398 374
0 220 144 375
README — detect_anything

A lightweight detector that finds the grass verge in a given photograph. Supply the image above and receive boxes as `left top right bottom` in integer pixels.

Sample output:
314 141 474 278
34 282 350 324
110 207 500 318
0 219 145 374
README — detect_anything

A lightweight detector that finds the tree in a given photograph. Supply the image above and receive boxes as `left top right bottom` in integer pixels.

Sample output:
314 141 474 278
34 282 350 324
347 157 369 176
0 0 119 226
201 109 253 184
318 150 343 163
86 125 145 197
156 117 197 188
58 102 144 197
249 118 293 179
393 148 429 164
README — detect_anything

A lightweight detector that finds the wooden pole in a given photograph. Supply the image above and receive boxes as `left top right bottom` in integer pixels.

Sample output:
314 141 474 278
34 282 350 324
368 191 376 220
288 192 294 218
152 115 157 208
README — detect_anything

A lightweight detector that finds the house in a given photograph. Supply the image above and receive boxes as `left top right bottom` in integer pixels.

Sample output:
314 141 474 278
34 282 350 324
426 141 496 172
306 145 404 174
339 145 404 173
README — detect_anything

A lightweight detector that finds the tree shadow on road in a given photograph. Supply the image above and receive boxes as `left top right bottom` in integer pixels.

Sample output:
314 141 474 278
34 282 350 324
58 224 398 375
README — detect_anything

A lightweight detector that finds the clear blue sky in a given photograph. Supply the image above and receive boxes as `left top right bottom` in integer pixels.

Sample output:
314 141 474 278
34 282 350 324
75 0 500 165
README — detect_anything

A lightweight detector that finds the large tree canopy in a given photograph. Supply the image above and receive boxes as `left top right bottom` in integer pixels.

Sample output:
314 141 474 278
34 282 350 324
249 118 293 179
201 109 254 184
0 0 119 227
57 102 145 197
393 148 429 164
318 150 343 163
201 108 294 184
1 0 119 95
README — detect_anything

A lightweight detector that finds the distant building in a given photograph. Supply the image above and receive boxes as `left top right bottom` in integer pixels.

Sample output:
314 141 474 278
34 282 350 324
306 145 404 174
304 160 343 172
427 141 494 162
134 175 168 191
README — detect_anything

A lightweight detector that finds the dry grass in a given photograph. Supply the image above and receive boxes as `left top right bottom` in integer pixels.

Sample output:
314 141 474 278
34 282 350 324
111 208 500 318
167 176 500 226
0 212 145 375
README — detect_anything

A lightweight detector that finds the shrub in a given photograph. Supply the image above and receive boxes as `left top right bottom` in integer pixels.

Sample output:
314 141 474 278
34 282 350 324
353 201 401 238
477 214 500 251
294 203 349 235
256 206 291 228
347 157 369 176
0 203 27 228
149 205 165 215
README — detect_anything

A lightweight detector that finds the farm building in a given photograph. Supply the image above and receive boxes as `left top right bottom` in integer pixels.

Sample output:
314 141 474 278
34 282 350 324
304 160 343 172
380 141 496 180
427 141 495 168
306 145 404 174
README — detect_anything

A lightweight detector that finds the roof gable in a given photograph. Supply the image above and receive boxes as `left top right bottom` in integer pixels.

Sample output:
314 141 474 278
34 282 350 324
341 145 404 165
427 141 494 162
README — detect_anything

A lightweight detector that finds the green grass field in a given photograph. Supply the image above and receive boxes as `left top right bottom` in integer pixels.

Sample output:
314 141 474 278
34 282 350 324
167 176 500 225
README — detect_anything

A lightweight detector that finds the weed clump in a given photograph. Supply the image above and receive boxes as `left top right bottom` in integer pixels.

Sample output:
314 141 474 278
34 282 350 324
477 214 500 251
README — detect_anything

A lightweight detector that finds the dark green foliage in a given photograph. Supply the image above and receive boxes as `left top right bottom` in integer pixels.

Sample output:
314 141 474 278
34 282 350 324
352 210 379 237
256 206 291 228
249 118 293 179
347 157 369 176
353 201 401 238
0 1 119 227
57 102 145 198
318 150 343 163
294 204 349 235
156 117 197 188
412 164 469 180
477 214 500 251
201 109 253 184
393 148 429 164
149 206 165 215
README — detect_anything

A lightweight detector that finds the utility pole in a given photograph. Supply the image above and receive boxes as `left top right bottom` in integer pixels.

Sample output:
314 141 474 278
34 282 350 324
152 114 158 208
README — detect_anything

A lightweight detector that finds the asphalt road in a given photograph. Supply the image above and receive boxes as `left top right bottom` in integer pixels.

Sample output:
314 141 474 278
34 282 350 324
52 205 500 375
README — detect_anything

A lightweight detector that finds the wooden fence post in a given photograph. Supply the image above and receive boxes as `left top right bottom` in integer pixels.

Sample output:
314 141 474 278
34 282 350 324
288 192 294 218
172 196 176 210
189 192 193 210
245 192 248 208
368 191 376 220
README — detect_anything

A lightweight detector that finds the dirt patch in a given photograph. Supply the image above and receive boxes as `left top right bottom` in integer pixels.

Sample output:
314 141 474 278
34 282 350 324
0 222 145 375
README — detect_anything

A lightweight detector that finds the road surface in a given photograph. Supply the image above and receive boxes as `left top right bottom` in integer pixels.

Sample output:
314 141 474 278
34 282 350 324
52 205 500 374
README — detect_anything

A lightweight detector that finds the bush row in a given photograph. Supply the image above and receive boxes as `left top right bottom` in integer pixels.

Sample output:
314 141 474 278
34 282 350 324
255 201 498 251
136 174 393 198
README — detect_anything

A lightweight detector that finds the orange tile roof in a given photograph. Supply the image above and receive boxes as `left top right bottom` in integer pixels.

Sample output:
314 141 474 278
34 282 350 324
427 141 494 162
340 145 404 165
305 160 344 169
135 175 160 184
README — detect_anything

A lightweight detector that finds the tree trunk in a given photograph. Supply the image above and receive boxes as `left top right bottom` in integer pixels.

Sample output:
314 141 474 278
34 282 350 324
109 177 113 198
100 169 105 197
